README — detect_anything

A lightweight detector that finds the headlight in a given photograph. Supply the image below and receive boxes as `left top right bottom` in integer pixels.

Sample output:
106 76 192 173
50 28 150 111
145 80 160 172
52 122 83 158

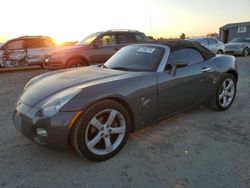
37 88 81 117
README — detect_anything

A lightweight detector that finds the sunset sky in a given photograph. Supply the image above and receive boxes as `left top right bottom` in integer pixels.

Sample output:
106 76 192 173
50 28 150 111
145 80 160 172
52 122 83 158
0 0 249 44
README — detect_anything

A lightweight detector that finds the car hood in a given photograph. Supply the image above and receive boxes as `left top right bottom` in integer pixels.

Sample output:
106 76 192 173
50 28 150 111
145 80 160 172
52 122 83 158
20 66 136 107
47 45 87 55
225 43 246 48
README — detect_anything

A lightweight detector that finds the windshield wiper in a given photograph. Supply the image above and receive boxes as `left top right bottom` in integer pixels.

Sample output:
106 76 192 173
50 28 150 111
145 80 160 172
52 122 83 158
110 67 131 71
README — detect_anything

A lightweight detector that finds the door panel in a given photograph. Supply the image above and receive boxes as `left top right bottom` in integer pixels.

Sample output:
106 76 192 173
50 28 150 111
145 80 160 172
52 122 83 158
26 47 46 64
157 62 213 118
208 38 219 53
26 39 47 65
5 49 26 61
88 45 118 63
2 40 26 64
88 34 118 63
206 44 217 53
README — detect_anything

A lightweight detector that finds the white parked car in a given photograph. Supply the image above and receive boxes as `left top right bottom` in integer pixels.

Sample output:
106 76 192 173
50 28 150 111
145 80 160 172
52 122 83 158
0 36 56 68
186 37 225 54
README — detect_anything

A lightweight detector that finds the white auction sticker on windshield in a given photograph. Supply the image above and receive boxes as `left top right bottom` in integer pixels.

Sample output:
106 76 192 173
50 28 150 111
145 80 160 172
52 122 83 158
137 47 156 53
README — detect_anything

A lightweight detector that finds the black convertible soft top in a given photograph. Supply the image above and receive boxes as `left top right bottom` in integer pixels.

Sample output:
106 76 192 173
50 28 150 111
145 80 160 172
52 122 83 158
146 40 215 60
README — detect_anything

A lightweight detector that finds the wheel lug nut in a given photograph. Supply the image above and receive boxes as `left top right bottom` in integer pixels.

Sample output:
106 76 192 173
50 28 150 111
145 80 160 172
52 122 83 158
105 135 108 138
109 129 112 133
100 133 104 137
101 127 104 131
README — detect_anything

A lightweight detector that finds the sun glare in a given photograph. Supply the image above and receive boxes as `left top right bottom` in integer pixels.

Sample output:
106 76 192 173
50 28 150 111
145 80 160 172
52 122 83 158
50 32 81 46
53 38 65 46
0 0 249 42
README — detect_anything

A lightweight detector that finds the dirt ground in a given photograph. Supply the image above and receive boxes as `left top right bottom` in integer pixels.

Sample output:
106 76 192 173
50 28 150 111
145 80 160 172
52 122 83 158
0 57 250 188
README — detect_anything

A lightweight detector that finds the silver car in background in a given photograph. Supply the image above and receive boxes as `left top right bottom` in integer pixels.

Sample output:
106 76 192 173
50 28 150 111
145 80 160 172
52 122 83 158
224 37 250 57
186 37 225 54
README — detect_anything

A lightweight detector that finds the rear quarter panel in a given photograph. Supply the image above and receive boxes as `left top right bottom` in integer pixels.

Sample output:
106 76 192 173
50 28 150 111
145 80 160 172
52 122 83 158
212 55 237 72
209 55 237 83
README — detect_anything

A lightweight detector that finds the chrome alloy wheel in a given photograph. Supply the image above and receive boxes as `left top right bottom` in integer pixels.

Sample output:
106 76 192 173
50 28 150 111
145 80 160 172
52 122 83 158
85 109 126 155
243 48 249 57
218 78 235 108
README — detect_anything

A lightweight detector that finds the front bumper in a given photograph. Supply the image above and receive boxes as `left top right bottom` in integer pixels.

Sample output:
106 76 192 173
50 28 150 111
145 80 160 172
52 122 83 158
13 102 78 149
224 49 243 56
43 58 66 70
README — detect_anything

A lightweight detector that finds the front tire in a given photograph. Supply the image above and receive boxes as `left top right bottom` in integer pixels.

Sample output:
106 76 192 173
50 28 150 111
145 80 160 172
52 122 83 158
208 73 236 111
70 100 131 161
66 58 87 68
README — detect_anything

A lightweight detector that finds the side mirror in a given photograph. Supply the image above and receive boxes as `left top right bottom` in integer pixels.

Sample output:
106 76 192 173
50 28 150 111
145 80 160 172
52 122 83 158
171 60 188 76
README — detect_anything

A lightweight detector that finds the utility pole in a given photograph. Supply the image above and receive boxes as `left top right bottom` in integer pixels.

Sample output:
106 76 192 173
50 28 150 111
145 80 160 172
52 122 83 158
149 17 152 35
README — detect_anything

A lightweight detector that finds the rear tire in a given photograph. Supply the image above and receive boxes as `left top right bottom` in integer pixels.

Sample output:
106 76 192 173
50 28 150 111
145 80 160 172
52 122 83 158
217 50 223 54
208 73 236 111
70 100 130 161
242 48 249 57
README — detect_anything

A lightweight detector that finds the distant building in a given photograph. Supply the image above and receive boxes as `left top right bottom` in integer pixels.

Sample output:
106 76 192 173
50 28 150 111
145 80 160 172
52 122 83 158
219 21 250 43
207 33 219 38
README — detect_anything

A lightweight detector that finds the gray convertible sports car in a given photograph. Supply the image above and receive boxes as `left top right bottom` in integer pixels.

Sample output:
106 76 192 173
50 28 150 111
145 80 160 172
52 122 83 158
13 40 238 161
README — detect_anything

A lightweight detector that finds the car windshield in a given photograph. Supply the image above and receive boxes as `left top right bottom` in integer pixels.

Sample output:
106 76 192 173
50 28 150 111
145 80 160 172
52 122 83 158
186 38 204 44
76 32 102 46
104 45 164 72
229 37 248 43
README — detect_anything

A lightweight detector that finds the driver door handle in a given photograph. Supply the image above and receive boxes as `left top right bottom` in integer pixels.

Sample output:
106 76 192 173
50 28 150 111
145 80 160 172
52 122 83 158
201 67 212 72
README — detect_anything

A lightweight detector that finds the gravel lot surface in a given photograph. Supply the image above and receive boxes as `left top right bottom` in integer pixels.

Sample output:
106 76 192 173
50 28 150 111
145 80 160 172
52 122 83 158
0 57 250 188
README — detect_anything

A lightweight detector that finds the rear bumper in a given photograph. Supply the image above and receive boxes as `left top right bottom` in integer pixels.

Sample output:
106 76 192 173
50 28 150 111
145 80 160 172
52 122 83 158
13 102 78 149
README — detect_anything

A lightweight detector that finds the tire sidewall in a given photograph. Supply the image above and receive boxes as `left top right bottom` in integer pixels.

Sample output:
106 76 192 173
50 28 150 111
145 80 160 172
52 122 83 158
75 100 131 161
215 74 236 111
67 58 86 68
243 48 249 57
217 50 223 54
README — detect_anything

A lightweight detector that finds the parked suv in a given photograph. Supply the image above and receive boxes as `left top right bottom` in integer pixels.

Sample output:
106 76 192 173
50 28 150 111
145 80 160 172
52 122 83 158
186 37 225 54
44 29 148 70
0 36 56 68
